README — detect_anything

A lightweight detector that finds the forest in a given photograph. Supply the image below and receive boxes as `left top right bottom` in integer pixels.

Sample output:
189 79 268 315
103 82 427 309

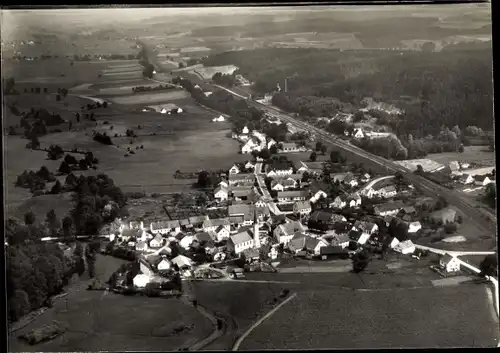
202 44 493 137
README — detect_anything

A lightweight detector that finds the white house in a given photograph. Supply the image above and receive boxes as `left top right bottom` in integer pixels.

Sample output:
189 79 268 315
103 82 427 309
267 166 294 177
277 190 308 204
271 180 284 192
242 138 261 154
157 259 172 271
136 240 149 252
273 221 306 244
245 161 256 170
171 255 194 269
149 234 164 248
474 175 493 187
360 173 371 183
150 220 181 235
133 274 150 288
457 174 473 184
267 138 277 150
330 195 348 209
203 218 230 233
348 193 362 208
280 142 301 153
214 186 229 201
227 230 254 254
229 164 241 175
352 128 365 138
310 190 328 204
408 221 422 233
242 126 250 134
212 115 225 122
379 185 397 198
393 240 416 255
352 221 378 235
214 225 231 242
331 235 350 249
219 180 229 188
293 200 312 215
348 230 371 245
179 235 195 250
439 254 461 273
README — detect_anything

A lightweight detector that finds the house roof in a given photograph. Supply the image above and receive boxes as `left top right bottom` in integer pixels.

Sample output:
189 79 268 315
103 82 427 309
136 240 147 249
171 255 193 268
353 221 377 233
440 254 456 265
409 221 422 228
179 218 190 226
277 221 305 236
395 240 415 249
229 203 252 216
204 218 230 228
215 225 228 233
330 173 352 182
332 235 350 244
288 233 306 252
294 200 312 211
215 185 228 194
459 174 472 181
231 187 255 198
151 219 181 230
309 210 335 223
380 185 397 193
334 194 348 202
304 237 324 251
229 173 256 181
320 245 347 255
189 215 209 225
348 230 363 241
278 190 309 198
229 215 245 224
474 175 490 182
122 228 140 238
449 161 460 171
268 160 294 172
401 206 416 214
195 231 215 244
230 230 254 245
151 234 163 243
374 201 404 214
281 142 298 149
242 247 260 259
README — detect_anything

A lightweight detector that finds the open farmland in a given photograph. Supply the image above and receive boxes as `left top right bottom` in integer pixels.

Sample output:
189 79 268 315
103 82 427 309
426 146 495 167
239 285 499 350
104 90 189 105
189 280 290 350
394 158 445 172
8 255 213 352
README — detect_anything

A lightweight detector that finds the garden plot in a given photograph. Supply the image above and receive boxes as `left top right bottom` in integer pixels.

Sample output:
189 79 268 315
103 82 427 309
101 71 143 80
89 79 153 90
106 90 189 105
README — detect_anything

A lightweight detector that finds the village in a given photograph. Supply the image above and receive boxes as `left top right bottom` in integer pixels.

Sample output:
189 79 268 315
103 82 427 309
98 114 493 296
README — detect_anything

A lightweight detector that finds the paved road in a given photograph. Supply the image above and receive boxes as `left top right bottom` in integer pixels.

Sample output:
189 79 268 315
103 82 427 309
359 175 395 195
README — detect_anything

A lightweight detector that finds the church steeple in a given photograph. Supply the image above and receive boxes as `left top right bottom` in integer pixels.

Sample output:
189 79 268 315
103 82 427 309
253 206 260 249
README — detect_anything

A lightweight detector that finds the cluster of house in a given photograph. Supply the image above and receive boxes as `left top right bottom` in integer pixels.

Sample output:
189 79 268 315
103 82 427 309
232 126 308 154
450 164 495 187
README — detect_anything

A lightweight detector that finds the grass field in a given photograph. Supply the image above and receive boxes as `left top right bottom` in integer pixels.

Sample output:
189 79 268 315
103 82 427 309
105 90 190 105
8 254 213 352
239 284 499 349
194 65 239 80
189 281 290 350
428 146 495 167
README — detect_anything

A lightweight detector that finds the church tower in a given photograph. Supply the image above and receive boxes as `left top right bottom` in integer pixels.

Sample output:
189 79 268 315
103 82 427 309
253 207 261 249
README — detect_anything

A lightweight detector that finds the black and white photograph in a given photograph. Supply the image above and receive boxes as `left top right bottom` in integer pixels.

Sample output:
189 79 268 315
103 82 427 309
2 2 498 351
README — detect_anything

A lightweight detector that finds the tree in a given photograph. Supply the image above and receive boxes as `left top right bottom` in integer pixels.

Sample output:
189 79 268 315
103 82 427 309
24 211 36 225
64 154 78 165
315 141 323 152
330 150 341 163
415 164 424 175
79 159 89 170
75 112 80 123
50 180 62 194
301 172 310 183
389 219 409 241
58 161 71 174
9 290 30 322
30 136 40 149
197 171 211 188
45 209 59 230
479 254 497 277
309 151 317 162
444 222 458 234
37 166 52 181
320 145 327 155
352 250 370 273
258 148 271 160
62 216 74 239
270 144 278 155
458 144 464 153
103 102 108 108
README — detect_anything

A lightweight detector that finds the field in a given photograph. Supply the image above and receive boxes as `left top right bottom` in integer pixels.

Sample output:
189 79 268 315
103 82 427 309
394 159 444 172
188 280 290 350
239 284 499 349
427 146 495 167
8 254 213 352
194 65 239 80
105 90 190 105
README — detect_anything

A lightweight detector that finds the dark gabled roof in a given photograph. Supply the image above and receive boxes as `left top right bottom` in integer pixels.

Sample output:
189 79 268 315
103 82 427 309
195 231 215 244
309 210 334 223
320 245 347 255
348 230 363 241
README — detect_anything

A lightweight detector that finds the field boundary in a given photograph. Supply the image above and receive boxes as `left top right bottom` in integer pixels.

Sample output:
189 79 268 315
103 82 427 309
232 292 297 351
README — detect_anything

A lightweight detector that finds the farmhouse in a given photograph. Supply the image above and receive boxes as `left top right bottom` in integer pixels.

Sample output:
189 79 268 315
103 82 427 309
212 115 225 122
171 255 194 269
319 246 349 260
352 221 378 235
231 186 256 201
267 138 277 149
133 274 150 288
227 230 255 254
280 142 302 153
179 235 195 249
271 179 296 191
348 230 371 245
194 231 215 248
439 254 461 274
407 221 422 233
229 173 256 186
293 200 312 215
474 175 493 186
157 259 172 271
214 186 229 201
310 189 328 203
374 201 404 216
266 161 294 177
383 236 400 249
378 185 397 198
213 225 231 241
347 193 362 208
393 240 416 255
330 195 348 209
449 161 460 172
136 240 149 252
219 179 229 188
242 126 250 134
277 190 309 203
273 221 306 244
360 173 371 183
189 215 209 229
229 164 241 175
150 220 181 235
202 218 230 233
458 174 474 185
331 234 351 249
149 234 164 248
289 234 328 255
245 161 256 170
242 137 262 154
308 210 347 232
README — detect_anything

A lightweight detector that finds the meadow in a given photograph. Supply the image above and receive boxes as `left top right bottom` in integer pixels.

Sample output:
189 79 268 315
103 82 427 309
427 146 495 168
239 284 499 349
8 254 213 352
105 90 190 105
